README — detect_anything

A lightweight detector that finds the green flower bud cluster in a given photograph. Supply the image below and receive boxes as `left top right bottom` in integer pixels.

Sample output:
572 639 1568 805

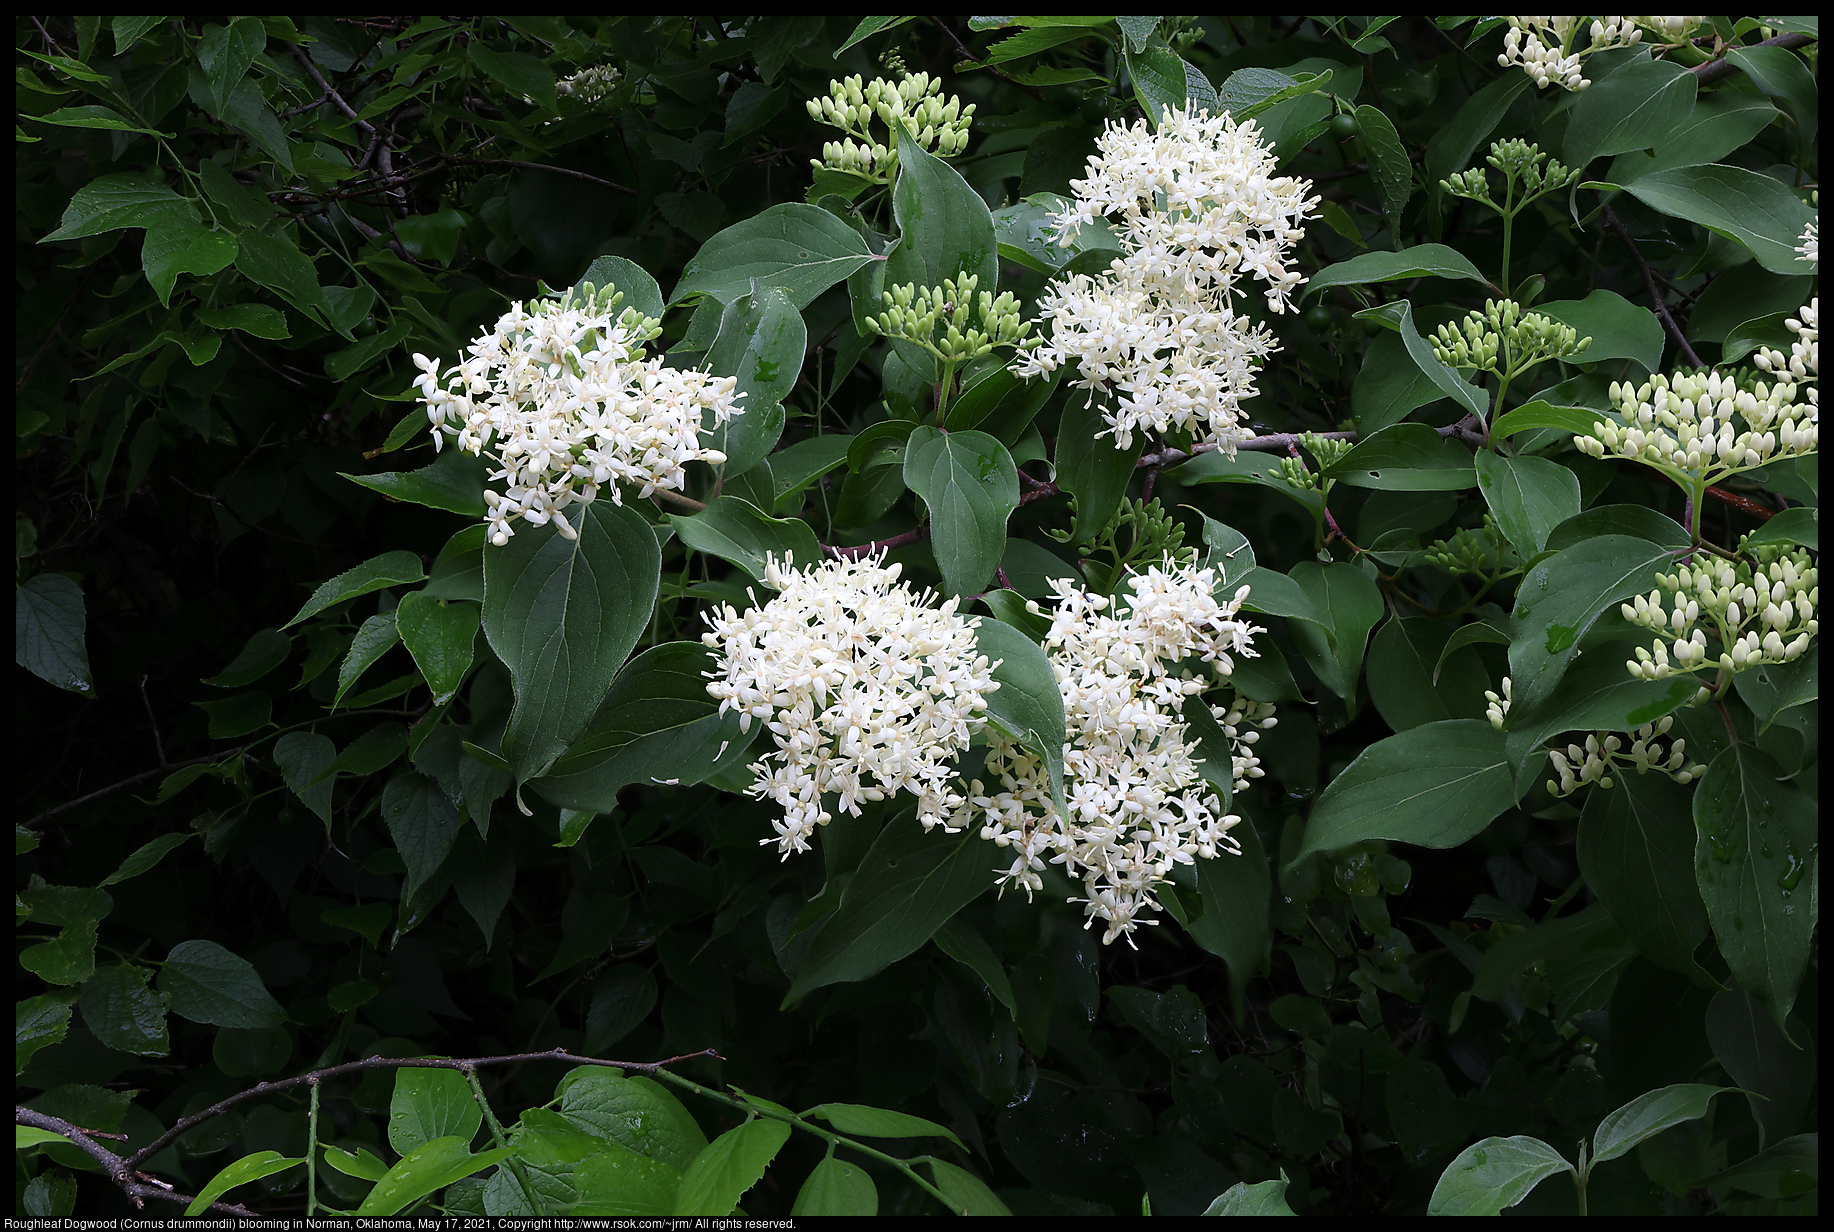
559 280 662 343
1424 513 1515 575
1275 432 1352 491
1440 138 1580 207
806 72 975 185
1545 718 1707 798
865 273 1031 363
1620 543 1817 681
1059 495 1196 581
1432 299 1589 380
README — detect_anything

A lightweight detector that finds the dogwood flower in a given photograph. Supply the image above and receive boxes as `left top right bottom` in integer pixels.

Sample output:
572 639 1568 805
1014 104 1318 453
948 558 1273 946
701 553 998 856
413 283 744 545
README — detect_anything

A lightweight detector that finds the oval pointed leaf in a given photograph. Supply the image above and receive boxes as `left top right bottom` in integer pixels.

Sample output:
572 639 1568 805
883 121 997 293
905 427 1018 597
1507 535 1673 716
669 495 821 583
1621 164 1819 275
792 1156 878 1215
1428 1136 1573 1216
389 1068 482 1157
810 1103 965 1150
1305 243 1486 300
356 1137 515 1216
397 593 480 705
1292 720 1514 863
1592 1083 1726 1166
186 1150 305 1215
1203 1175 1297 1215
1563 55 1697 170
675 1118 792 1216
673 203 875 308
702 286 803 473
1474 451 1581 559
285 551 426 628
483 499 661 781
157 940 284 1028
975 617 1067 818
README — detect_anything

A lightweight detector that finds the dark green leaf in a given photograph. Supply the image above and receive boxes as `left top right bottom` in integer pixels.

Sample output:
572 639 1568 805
1507 535 1673 715
1725 44 1817 145
1706 986 1815 1148
884 121 998 293
572 255 664 323
389 1067 482 1157
204 628 289 687
1203 1176 1298 1215
792 1156 878 1215
1292 721 1515 862
928 1159 1012 1215
381 772 461 907
1367 616 1491 733
157 940 285 1028
933 918 1018 1019
333 614 398 708
1353 331 1448 434
812 1102 965 1148
1593 1084 1726 1165
976 618 1068 819
1287 562 1383 701
466 43 555 111
16 993 75 1075
16 574 92 695
1544 504 1689 554
194 692 271 738
1743 506 1817 552
1490 400 1606 442
704 285 803 473
356 1137 515 1216
904 426 1018 597
234 229 330 326
1692 745 1817 1026
141 221 237 306
1306 243 1487 300
1327 422 1477 491
1188 814 1271 1017
1619 164 1819 275
1474 451 1580 559
669 496 821 583
674 203 876 309
1563 55 1697 170
395 593 479 705
39 171 196 243
341 449 489 519
1387 1058 1475 1165
1607 92 1778 182
1355 300 1489 420
1533 289 1663 373
1355 104 1413 236
78 964 168 1056
99 833 194 887
1054 391 1145 541
483 500 661 782
285 551 425 628
1425 71 1534 198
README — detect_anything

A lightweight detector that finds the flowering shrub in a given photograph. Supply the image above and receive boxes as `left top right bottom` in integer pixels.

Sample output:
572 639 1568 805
17 15 1819 1221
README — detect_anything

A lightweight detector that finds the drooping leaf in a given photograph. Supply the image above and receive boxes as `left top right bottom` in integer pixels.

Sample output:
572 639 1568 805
356 1137 516 1216
883 121 998 293
16 574 92 694
904 427 1018 597
186 1150 305 1216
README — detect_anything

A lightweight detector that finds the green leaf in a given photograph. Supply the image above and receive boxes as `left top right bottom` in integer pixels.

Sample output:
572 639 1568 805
976 618 1068 820
1607 92 1778 182
904 427 1019 597
326 320 412 381
16 992 75 1075
77 963 168 1056
1354 104 1413 235
466 43 555 112
1306 243 1488 299
1353 331 1449 434
1355 300 1489 420
1287 562 1383 701
1534 289 1664 373
234 229 331 326
1188 811 1272 1017
274 732 336 826
99 832 193 887
322 1144 390 1182
342 450 489 520
396 593 479 705
1291 721 1515 863
381 771 462 907
1326 422 1477 491
323 902 390 947
20 921 95 986
569 1139 682 1216
835 16 916 56
1619 164 1819 275
535 642 756 812
927 1159 1012 1215
703 285 802 473
674 1119 792 1216
196 17 266 120
811 1103 966 1149
1425 70 1534 200
1593 1084 1727 1166
1203 1175 1297 1215
1725 44 1818 146
356 1137 515 1216
16 574 92 694
1743 506 1817 552
1503 669 1700 773
1387 1059 1476 1165
1474 451 1580 559
572 255 664 324
560 1069 708 1172
285 551 426 628
17 1126 69 1150
1427 1136 1573 1215
389 1067 482 1157
186 1150 305 1216
1507 535 1673 716
787 813 996 1000
194 302 288 340
1706 986 1815 1148
112 17 169 55
673 203 876 309
1367 616 1491 733
1490 400 1606 441
334 614 398 708
1701 1133 1820 1201
483 500 661 782
1692 745 1818 1027
792 1156 878 1215
139 222 237 307
205 628 290 688
1054 391 1145 541
39 171 196 243
884 120 998 293
669 496 821 583
1126 45 1217 126
933 918 1018 1019
582 965 658 1054
769 434 854 512
1563 55 1697 170
1733 649 1818 729
157 940 285 1028
1545 506 1690 557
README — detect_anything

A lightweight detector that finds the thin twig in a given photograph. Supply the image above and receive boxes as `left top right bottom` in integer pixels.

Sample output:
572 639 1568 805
15 1108 258 1216
651 487 707 512
929 16 1046 100
21 754 222 829
446 156 638 196
1691 31 1813 85
1602 205 1705 369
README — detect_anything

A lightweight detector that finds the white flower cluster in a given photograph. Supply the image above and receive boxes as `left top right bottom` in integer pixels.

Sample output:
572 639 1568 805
413 287 745 545
1575 366 1817 486
1546 717 1707 796
1755 299 1819 390
701 553 998 857
1621 546 1818 679
1498 16 1706 90
946 559 1272 946
556 64 622 107
806 72 974 184
1014 105 1319 453
1799 219 1819 265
